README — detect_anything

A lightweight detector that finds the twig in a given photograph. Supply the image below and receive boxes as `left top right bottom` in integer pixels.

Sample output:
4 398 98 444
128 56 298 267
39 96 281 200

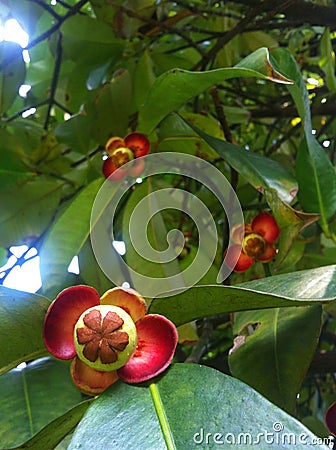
27 0 62 20
70 146 103 168
0 0 89 71
44 32 63 130
117 5 207 58
185 319 213 363
193 0 295 70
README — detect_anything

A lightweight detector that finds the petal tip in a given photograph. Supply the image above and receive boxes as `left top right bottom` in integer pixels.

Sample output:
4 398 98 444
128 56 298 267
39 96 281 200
118 314 178 383
43 285 100 360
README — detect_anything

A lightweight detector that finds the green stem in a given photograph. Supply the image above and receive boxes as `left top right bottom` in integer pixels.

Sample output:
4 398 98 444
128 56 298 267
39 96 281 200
149 382 176 450
263 262 272 277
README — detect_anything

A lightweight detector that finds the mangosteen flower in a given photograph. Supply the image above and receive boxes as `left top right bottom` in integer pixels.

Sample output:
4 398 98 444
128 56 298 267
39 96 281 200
225 212 280 273
325 401 336 435
43 286 178 395
102 132 150 180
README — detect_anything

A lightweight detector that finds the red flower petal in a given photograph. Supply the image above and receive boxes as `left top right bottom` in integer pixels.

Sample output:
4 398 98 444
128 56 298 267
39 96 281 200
256 242 276 263
70 357 119 396
100 287 147 323
43 286 100 360
251 212 279 243
128 157 146 178
124 132 150 158
326 401 336 435
118 314 178 383
224 244 254 273
102 157 128 181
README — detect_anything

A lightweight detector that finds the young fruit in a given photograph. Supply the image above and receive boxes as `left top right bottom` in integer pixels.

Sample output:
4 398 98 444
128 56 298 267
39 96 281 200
224 244 254 273
251 212 279 243
102 157 127 181
124 132 150 158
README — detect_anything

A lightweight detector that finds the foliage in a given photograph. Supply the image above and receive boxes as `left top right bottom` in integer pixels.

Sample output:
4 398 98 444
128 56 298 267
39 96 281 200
0 0 336 448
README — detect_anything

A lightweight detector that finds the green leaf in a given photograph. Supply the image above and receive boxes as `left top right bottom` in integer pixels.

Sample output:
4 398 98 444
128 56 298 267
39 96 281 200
0 180 62 247
229 305 322 413
138 47 292 135
0 41 26 114
61 15 124 66
270 48 336 235
0 286 50 375
319 28 336 92
88 68 132 142
54 114 94 155
122 179 183 294
78 240 113 296
265 189 321 268
89 0 119 27
186 123 298 203
296 138 335 234
0 247 8 267
68 364 329 450
133 49 156 110
0 358 83 449
40 178 104 296
11 401 91 450
157 113 221 160
149 265 336 326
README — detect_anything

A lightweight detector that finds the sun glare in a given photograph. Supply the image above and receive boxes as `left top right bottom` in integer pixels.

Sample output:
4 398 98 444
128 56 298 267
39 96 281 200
0 246 42 293
0 18 30 62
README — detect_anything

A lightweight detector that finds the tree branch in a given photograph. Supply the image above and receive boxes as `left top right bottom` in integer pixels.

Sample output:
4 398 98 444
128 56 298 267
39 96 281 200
0 0 89 71
231 0 336 29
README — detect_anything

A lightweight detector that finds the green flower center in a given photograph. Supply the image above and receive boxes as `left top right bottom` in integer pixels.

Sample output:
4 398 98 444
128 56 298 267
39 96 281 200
74 305 137 371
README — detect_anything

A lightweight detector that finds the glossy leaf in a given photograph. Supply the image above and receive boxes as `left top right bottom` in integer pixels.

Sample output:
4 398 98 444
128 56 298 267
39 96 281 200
0 41 26 114
68 364 329 450
11 401 91 450
229 305 322 413
122 179 183 294
138 47 292 135
61 15 124 63
0 286 50 375
157 112 221 160
0 358 83 449
149 265 336 326
133 49 156 110
270 48 336 234
78 240 113 296
319 28 336 92
54 114 93 155
40 178 104 295
186 122 298 203
265 189 321 268
88 68 132 142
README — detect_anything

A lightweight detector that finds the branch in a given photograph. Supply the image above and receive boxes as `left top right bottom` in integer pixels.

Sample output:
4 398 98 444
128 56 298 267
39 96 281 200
193 0 295 70
308 351 336 375
0 0 89 71
184 319 213 363
43 32 63 130
27 0 62 20
118 5 207 58
231 0 336 29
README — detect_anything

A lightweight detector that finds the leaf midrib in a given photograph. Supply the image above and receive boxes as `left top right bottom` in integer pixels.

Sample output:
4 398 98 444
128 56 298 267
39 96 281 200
21 369 34 437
